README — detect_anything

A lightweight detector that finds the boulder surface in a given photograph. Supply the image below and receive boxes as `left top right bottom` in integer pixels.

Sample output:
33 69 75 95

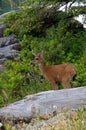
0 34 20 65
0 87 86 121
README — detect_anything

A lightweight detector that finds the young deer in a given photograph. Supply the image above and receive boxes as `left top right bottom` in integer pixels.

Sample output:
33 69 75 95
32 52 76 89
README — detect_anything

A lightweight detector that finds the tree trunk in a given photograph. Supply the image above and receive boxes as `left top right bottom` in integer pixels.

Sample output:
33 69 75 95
8 0 16 9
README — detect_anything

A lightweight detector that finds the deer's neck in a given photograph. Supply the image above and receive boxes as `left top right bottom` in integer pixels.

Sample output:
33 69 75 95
39 61 46 73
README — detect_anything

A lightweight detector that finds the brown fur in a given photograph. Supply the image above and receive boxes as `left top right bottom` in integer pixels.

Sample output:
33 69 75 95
32 52 76 89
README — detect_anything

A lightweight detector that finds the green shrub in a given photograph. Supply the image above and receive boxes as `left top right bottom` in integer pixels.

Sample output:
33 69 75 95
74 54 86 87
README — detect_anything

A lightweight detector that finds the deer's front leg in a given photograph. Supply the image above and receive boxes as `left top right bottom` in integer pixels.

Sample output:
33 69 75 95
51 81 57 90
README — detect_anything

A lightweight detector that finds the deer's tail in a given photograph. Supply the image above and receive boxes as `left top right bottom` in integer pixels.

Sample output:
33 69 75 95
72 74 77 81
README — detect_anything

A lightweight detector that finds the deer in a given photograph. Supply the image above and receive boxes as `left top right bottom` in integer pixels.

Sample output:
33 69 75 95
32 52 77 90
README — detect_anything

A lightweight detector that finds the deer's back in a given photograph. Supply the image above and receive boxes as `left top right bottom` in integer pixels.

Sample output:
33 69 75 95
43 63 76 82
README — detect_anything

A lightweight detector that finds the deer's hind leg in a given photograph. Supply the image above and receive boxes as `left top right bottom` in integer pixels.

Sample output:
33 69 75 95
62 81 70 89
62 76 71 89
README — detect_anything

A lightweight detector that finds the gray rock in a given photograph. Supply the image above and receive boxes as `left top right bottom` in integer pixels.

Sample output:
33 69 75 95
0 58 6 64
0 34 20 66
0 87 86 120
0 25 6 37
0 53 4 58
0 43 20 59
0 34 19 47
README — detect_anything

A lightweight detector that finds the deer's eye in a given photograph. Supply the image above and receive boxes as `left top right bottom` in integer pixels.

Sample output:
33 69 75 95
35 58 39 60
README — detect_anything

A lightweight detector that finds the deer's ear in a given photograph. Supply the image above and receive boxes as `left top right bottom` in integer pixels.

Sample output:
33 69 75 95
32 50 36 56
40 51 44 57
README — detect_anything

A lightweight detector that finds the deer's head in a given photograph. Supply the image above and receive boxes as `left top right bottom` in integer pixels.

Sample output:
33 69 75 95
32 51 44 65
